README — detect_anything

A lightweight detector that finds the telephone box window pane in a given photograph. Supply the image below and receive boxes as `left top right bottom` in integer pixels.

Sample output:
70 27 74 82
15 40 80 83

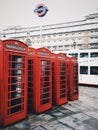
90 66 98 75
10 98 22 106
73 84 78 94
12 63 23 68
40 99 50 105
60 94 66 98
10 106 21 114
28 59 33 107
80 66 88 74
40 93 50 98
60 85 65 89
12 56 23 62
41 87 49 92
40 60 51 105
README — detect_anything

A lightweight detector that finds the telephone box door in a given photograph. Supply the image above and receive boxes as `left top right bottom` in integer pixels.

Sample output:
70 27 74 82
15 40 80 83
34 48 52 113
52 53 68 106
68 56 79 101
3 52 27 126
28 48 36 112
39 59 52 111
73 62 79 100
58 61 67 105
0 43 3 127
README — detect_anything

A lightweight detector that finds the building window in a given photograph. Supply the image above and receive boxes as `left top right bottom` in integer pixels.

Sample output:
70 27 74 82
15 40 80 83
48 40 50 43
90 52 98 57
43 36 45 38
53 46 56 50
80 66 88 74
47 46 51 49
80 53 88 58
53 34 56 37
90 43 98 48
77 44 82 48
59 39 62 42
65 33 68 36
72 39 75 41
68 53 78 57
95 29 98 32
78 38 81 40
78 32 81 34
90 66 98 75
64 45 69 48
48 35 51 38
91 30 94 33
59 34 62 36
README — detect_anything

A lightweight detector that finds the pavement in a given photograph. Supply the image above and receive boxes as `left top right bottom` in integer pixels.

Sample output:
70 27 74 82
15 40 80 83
1 86 98 130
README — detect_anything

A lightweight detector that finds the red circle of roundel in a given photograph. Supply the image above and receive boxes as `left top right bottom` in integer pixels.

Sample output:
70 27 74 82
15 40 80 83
34 3 48 17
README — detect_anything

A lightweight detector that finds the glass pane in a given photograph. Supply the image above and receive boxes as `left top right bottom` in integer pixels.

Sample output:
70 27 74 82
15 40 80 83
90 52 98 57
80 66 88 74
90 66 98 75
80 53 88 58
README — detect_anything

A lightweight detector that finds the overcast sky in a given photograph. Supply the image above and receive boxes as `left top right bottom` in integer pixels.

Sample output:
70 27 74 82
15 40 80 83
0 0 98 31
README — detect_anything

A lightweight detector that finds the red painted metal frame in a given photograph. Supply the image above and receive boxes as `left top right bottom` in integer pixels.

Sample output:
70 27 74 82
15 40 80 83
67 56 79 101
0 40 4 128
0 39 28 128
35 48 52 113
27 47 36 112
51 53 68 106
28 48 52 113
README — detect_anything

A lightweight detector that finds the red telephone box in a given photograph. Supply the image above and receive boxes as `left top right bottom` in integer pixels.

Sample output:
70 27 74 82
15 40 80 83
27 47 36 111
67 56 79 101
28 48 52 113
0 39 28 128
51 53 67 106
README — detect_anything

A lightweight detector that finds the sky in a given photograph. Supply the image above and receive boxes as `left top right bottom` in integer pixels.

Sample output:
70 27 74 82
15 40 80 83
0 0 98 31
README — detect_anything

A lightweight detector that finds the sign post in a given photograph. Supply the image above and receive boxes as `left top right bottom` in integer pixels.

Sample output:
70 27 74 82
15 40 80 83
34 3 48 47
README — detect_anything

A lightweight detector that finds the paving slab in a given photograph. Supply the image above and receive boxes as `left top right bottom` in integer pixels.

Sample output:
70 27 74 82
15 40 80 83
0 86 98 130
58 116 97 130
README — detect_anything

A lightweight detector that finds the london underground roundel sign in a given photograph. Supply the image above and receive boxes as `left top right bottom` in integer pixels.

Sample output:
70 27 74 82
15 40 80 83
34 3 48 17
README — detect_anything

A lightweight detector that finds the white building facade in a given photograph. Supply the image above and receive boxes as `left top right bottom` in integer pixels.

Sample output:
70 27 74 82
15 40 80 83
1 13 98 51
